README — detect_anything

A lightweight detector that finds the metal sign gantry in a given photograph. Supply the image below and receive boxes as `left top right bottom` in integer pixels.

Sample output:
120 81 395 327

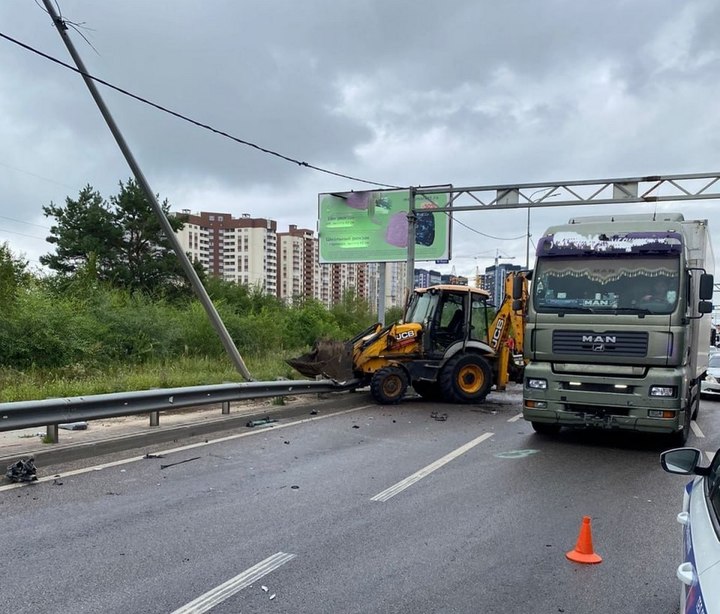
405 171 720 293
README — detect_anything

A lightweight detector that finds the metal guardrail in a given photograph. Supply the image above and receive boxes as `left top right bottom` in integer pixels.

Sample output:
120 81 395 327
0 379 357 434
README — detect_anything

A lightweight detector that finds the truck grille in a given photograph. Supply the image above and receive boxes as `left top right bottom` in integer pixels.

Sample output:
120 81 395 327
552 330 648 357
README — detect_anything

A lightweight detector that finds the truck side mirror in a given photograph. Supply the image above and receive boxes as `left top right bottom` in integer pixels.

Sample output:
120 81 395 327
698 301 713 314
699 273 714 300
512 276 524 300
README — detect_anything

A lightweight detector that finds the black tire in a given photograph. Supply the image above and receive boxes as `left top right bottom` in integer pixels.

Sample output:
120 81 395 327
668 407 691 447
412 380 442 401
439 354 492 404
691 391 700 421
531 421 561 436
370 367 409 404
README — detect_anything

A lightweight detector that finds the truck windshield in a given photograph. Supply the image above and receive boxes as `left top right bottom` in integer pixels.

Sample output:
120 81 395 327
532 256 680 315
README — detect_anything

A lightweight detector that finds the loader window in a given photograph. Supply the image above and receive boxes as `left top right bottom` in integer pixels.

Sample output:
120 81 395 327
470 299 489 342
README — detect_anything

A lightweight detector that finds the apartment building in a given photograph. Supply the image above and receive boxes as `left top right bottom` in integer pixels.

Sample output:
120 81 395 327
172 210 407 310
276 225 317 303
173 210 277 294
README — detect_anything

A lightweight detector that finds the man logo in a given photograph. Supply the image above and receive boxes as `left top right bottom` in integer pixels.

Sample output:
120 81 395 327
582 335 617 344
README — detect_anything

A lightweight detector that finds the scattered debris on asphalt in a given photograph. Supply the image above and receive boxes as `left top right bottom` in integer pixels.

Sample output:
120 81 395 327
352 425 360 429
310 409 319 415
144 453 164 459
261 586 269 593
5 457 37 483
160 456 201 469
430 412 448 421
291 485 300 489
247 417 278 428
58 422 88 430
52 479 63 486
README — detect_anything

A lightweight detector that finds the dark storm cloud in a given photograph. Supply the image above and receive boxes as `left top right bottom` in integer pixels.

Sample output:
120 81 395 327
0 0 718 274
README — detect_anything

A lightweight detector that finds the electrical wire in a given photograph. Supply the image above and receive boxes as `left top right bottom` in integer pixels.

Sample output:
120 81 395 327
0 26 527 243
0 30 402 190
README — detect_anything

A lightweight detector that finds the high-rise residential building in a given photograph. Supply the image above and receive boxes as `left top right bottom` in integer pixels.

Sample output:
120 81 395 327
480 263 522 306
276 225 317 303
172 210 408 310
414 268 442 288
172 210 277 294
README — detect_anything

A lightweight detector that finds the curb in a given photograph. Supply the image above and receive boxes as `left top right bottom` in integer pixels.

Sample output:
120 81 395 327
0 392 359 468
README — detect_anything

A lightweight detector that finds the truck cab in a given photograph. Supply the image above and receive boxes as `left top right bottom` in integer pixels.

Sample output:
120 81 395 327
523 212 714 444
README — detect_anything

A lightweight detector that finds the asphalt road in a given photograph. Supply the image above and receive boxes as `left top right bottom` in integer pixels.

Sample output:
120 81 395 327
2 387 718 614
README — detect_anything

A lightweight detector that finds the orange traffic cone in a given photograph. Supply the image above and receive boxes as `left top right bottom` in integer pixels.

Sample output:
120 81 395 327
566 516 602 564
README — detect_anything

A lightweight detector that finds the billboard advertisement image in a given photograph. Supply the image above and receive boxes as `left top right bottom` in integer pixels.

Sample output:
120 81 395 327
318 189 450 263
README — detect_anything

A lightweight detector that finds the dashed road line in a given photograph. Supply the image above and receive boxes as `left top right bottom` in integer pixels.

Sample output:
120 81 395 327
170 552 296 614
371 432 494 502
690 421 705 438
507 413 523 422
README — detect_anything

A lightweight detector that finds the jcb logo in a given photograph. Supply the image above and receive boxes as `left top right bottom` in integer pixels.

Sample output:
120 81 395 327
492 318 505 344
395 330 416 340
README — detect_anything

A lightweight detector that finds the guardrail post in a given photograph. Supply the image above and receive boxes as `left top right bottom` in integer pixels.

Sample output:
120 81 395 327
222 401 230 415
149 411 160 427
46 424 59 444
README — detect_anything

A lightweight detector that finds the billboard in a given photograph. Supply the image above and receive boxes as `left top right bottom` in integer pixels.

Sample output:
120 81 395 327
318 189 450 263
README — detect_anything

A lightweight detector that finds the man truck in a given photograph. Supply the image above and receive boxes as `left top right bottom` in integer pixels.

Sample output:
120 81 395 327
522 212 714 445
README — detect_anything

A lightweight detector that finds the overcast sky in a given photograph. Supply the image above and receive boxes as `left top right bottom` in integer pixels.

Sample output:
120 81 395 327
1 0 719 282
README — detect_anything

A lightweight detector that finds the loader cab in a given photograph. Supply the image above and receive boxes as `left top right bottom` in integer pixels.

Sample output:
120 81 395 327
406 285 493 355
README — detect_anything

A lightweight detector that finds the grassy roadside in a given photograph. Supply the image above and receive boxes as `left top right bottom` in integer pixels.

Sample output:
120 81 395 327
0 353 303 403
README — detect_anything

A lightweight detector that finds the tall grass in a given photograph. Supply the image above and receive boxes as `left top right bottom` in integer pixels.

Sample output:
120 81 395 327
0 280 377 402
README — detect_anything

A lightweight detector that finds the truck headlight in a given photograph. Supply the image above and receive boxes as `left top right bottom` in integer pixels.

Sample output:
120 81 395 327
527 378 548 390
649 385 676 397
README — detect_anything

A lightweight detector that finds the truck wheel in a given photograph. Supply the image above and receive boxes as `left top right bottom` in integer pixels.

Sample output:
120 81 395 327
370 367 408 404
668 407 690 447
439 354 492 403
412 380 441 401
531 422 561 436
691 391 700 421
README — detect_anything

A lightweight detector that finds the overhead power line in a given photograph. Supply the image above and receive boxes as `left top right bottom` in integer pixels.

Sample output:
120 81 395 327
0 30 402 190
0 28 528 243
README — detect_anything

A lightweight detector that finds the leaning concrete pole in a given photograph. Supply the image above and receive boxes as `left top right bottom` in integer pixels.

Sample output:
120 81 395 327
43 1 253 380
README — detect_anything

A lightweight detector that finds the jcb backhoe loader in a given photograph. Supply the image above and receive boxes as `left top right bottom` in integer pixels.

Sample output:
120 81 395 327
288 271 528 405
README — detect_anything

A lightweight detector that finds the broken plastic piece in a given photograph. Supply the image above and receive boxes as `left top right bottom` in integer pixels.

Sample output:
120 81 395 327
5 457 38 483
246 417 278 428
261 586 269 593
58 421 88 430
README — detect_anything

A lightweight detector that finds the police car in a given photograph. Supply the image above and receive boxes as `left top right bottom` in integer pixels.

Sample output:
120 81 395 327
661 447 720 613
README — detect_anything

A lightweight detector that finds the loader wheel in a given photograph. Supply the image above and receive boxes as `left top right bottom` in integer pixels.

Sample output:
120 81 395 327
370 367 408 405
439 354 492 404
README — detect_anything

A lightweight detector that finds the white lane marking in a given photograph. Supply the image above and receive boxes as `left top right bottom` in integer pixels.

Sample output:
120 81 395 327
170 551 296 614
371 432 494 502
706 451 715 462
0 405 374 493
690 421 705 438
507 413 523 422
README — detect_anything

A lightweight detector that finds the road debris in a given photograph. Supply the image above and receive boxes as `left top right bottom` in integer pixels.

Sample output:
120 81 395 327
247 417 278 428
261 586 269 593
430 412 448 421
5 457 37 483
58 421 88 430
144 453 165 459
160 456 201 470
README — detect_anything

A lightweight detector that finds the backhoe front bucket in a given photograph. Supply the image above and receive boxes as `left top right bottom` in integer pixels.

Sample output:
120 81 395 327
286 339 355 381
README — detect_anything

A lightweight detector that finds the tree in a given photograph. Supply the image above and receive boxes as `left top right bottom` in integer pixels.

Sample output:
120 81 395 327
40 185 121 280
109 178 186 295
41 179 191 296
0 242 30 308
